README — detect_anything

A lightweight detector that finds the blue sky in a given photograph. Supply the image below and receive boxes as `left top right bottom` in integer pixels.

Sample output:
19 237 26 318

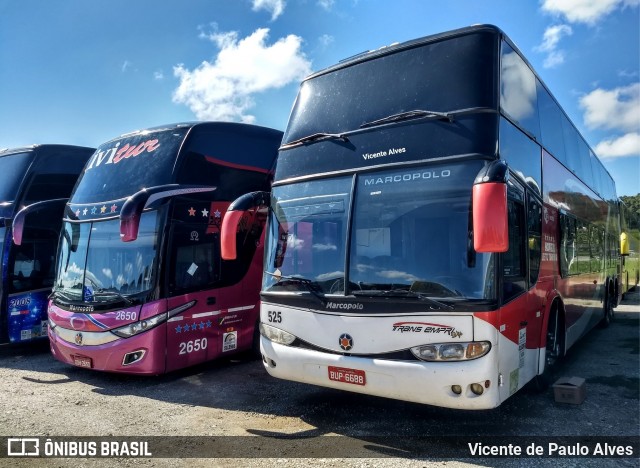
0 0 638 195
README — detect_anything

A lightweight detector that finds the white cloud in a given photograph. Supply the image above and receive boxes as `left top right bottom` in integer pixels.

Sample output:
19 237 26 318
318 0 335 10
595 132 640 158
579 83 640 132
534 24 572 69
541 0 639 25
536 24 573 52
173 28 311 123
318 34 335 48
154 71 164 80
252 0 286 20
121 60 131 73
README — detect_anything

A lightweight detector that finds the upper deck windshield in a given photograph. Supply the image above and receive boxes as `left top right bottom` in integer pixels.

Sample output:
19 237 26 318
71 128 189 204
0 152 34 203
53 212 160 306
283 31 497 144
264 162 496 306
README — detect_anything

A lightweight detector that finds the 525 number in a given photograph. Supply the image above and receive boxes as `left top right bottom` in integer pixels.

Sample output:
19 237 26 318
267 311 282 323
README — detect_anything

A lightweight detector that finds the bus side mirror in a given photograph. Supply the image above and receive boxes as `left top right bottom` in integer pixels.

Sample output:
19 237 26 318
120 184 216 242
620 232 629 256
472 160 509 253
221 191 270 261
12 198 68 246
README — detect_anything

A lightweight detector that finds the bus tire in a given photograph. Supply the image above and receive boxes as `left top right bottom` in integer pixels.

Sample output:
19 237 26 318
251 321 261 359
534 303 564 391
599 286 615 328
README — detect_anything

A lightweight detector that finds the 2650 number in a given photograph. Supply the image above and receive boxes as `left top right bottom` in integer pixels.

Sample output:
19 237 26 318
179 338 208 355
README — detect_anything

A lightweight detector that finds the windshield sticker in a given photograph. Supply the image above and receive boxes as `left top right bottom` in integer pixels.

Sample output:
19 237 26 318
392 321 463 338
187 263 198 276
362 147 406 161
85 139 160 171
363 169 451 186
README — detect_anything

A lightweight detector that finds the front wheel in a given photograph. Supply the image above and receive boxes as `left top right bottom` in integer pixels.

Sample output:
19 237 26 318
533 306 564 391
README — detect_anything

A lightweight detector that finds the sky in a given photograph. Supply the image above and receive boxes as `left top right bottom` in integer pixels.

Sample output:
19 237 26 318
0 0 638 195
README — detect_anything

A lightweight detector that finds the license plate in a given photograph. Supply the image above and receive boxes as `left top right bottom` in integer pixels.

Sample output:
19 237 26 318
328 366 366 386
72 355 93 369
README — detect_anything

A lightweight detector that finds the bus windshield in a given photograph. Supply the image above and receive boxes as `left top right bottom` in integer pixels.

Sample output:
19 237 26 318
283 32 496 143
0 152 34 202
264 162 496 303
54 212 159 305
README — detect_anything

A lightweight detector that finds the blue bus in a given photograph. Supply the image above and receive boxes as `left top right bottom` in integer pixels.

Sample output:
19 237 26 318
1 144 94 344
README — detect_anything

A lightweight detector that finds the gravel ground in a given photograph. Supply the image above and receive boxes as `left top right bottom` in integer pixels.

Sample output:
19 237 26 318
0 290 638 468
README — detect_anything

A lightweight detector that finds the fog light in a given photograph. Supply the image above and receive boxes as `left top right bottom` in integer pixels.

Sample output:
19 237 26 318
451 385 462 395
470 383 484 395
122 350 146 366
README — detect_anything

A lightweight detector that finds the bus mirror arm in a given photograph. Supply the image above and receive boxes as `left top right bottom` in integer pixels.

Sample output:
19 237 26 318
221 191 270 261
472 160 509 253
120 184 216 242
12 198 68 246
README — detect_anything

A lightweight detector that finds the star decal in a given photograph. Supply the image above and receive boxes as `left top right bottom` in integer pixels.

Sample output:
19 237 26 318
201 208 209 218
199 322 205 330
214 210 221 218
82 208 88 216
91 207 97 215
191 323 198 331
175 325 182 333
100 205 107 214
75 209 81 217
206 320 212 328
110 204 118 213
188 207 196 216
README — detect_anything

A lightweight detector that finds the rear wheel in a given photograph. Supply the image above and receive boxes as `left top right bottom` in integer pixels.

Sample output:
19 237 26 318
534 305 564 391
599 285 615 328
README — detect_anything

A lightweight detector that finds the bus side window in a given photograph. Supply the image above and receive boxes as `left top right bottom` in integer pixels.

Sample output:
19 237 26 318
503 196 526 302
9 225 57 293
527 195 542 285
169 224 220 294
560 214 577 277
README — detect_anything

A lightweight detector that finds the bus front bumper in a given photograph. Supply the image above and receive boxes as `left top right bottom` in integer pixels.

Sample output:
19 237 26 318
261 338 501 410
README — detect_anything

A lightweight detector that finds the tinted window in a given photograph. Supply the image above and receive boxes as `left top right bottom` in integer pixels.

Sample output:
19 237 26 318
503 182 526 302
528 195 542 285
560 214 576 277
71 129 188 203
538 82 567 166
561 116 585 179
500 42 541 141
0 152 34 202
284 32 498 142
169 223 220 294
499 117 542 195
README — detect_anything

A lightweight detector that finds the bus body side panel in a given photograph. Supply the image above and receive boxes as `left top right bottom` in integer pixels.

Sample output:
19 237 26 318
7 288 50 343
165 284 258 373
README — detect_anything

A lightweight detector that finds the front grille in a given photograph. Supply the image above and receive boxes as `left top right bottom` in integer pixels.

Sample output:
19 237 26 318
292 339 417 361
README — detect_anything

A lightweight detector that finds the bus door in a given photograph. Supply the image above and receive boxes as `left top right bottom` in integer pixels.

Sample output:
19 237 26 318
165 222 222 372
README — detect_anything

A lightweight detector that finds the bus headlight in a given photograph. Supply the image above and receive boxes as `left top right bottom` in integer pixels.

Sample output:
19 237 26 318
410 341 491 361
111 312 167 338
259 323 296 345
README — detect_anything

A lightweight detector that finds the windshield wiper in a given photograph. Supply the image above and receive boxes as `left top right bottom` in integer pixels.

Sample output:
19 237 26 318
264 271 326 306
49 289 78 304
92 289 133 306
360 109 453 129
280 132 350 150
353 289 453 310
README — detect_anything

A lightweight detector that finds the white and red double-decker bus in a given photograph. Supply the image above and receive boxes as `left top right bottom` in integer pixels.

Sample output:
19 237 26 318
223 25 622 409
42 122 282 374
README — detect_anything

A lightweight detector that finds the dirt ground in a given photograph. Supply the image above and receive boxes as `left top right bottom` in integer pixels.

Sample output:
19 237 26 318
0 290 638 467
